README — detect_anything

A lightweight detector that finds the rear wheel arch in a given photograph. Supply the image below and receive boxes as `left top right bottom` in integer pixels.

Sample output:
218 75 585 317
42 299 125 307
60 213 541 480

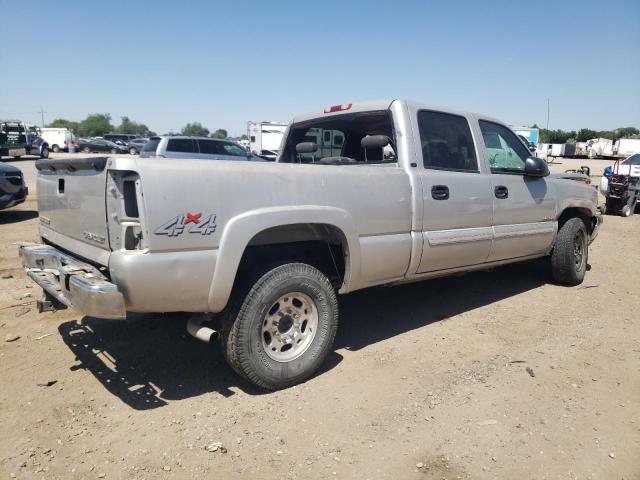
207 211 360 313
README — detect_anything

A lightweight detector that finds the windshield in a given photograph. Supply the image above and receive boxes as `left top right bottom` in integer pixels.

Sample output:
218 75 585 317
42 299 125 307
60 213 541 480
280 111 396 165
622 154 640 165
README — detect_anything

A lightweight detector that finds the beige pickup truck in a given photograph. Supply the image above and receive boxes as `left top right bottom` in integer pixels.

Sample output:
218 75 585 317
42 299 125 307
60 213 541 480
20 99 602 389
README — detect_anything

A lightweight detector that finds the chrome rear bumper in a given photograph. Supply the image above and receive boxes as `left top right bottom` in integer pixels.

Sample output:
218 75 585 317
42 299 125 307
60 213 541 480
19 244 126 319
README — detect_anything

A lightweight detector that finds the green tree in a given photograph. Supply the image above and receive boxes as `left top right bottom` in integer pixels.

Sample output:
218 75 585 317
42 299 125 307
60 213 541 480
614 127 640 138
576 128 598 142
181 122 209 136
77 113 113 137
115 116 154 136
47 118 80 131
210 128 228 139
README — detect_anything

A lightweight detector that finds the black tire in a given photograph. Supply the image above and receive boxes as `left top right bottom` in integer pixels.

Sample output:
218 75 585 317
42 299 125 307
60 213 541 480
551 217 588 286
220 263 338 390
51 144 60 153
13 156 20 160
129 147 137 155
110 148 118 154
82 146 91 153
40 147 49 159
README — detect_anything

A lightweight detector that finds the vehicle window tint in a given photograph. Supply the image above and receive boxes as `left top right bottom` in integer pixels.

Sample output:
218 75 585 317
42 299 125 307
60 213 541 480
197 139 219 155
479 121 530 173
418 110 478 172
142 138 160 152
624 154 640 165
167 138 195 153
221 143 247 157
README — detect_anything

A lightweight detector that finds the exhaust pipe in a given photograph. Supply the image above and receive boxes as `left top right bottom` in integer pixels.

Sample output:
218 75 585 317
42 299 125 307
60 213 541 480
186 314 219 343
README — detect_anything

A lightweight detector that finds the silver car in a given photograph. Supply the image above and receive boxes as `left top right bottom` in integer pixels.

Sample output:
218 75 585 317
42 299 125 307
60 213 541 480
139 136 264 161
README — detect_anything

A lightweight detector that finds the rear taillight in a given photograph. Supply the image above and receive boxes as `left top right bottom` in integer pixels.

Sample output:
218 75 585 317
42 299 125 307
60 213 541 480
324 103 352 113
107 171 146 251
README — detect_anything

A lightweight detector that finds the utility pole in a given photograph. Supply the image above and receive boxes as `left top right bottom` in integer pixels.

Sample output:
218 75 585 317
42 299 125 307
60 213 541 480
546 98 550 130
39 105 47 127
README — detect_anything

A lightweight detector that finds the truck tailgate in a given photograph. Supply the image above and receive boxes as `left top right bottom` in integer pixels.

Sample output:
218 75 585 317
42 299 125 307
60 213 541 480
36 158 110 252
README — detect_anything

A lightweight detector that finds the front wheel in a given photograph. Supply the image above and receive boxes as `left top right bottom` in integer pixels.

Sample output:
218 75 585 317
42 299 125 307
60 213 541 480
551 218 588 285
110 148 118 154
40 147 49 159
82 146 91 153
51 144 60 153
129 147 137 155
220 263 338 390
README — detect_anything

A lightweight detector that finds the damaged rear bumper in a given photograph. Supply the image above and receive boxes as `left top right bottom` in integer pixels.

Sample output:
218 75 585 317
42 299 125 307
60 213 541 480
19 244 126 319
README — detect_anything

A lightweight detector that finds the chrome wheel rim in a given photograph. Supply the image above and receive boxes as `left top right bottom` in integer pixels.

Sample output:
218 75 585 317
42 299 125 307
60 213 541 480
574 231 585 268
261 292 318 362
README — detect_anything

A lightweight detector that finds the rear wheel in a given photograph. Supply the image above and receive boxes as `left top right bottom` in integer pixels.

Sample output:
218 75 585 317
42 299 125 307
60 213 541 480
621 205 632 217
40 146 49 159
129 147 137 155
82 146 91 153
51 144 60 153
551 217 588 285
110 148 118 154
220 263 338 390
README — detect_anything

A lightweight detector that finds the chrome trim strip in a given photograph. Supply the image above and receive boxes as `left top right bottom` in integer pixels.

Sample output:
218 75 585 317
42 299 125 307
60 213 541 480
426 227 493 246
493 221 556 239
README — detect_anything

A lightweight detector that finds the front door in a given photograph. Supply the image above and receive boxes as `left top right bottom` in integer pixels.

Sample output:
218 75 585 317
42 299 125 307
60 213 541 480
415 110 493 273
479 120 557 261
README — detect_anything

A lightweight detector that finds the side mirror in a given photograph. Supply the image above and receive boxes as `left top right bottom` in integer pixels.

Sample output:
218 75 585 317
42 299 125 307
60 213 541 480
524 156 549 177
296 142 318 154
361 135 390 149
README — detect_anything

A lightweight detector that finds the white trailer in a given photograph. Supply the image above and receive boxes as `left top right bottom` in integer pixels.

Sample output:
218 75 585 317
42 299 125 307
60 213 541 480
248 121 288 160
614 138 640 157
587 138 614 158
40 128 76 152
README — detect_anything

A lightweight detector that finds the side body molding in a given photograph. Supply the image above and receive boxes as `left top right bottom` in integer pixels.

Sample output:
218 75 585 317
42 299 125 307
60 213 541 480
207 205 361 313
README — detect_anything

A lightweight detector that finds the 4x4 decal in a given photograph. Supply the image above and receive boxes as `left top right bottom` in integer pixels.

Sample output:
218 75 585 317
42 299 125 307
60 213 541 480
155 213 217 237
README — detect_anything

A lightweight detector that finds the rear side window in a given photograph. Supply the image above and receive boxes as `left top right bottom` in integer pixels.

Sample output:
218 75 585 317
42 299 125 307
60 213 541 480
142 138 160 152
418 110 478 172
198 140 248 157
166 138 195 153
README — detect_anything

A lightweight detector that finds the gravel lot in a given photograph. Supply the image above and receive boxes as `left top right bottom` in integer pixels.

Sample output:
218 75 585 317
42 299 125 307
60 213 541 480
1 154 639 479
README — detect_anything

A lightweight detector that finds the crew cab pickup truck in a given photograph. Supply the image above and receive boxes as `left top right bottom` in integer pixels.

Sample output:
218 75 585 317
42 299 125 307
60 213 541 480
20 100 602 390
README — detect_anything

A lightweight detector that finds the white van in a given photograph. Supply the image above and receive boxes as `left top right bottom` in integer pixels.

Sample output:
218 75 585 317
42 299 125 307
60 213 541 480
40 128 76 152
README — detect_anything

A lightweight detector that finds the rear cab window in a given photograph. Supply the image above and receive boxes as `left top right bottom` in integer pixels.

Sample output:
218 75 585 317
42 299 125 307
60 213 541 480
280 111 397 165
417 110 478 172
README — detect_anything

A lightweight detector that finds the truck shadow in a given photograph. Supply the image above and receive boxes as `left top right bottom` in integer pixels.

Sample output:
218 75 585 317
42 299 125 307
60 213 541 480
57 259 549 410
0 210 38 224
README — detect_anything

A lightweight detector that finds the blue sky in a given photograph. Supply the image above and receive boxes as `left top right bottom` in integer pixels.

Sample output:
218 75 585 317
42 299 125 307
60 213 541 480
1 0 638 136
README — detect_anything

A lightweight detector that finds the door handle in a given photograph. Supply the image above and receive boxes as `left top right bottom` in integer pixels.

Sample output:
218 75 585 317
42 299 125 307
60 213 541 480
494 185 509 199
431 185 449 200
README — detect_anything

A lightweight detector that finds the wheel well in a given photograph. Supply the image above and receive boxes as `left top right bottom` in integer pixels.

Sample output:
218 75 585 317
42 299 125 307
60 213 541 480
558 207 594 234
236 224 348 290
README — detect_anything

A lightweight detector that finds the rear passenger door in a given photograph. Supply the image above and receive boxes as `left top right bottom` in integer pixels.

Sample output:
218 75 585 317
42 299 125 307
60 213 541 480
165 138 196 158
478 120 557 261
415 110 494 273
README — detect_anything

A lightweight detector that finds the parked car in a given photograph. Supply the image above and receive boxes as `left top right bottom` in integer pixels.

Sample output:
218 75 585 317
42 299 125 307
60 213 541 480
0 161 28 210
0 121 49 159
103 134 140 146
139 136 265 161
126 138 149 155
20 99 602 390
77 139 128 154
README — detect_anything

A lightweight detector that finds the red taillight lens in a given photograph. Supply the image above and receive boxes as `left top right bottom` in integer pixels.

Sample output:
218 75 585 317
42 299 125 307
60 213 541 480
324 103 352 113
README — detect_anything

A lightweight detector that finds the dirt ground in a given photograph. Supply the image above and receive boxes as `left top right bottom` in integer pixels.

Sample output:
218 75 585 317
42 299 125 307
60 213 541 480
0 155 638 480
